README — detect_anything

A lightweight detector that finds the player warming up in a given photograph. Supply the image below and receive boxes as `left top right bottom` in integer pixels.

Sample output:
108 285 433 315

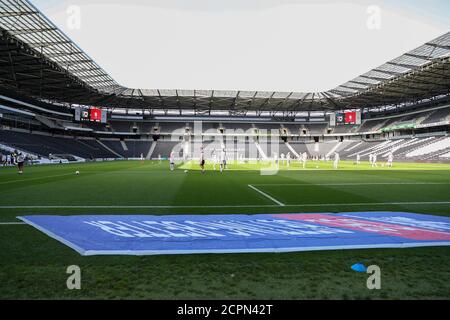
220 148 227 173
387 152 394 167
169 151 175 171
302 152 308 169
199 147 206 173
273 152 279 170
211 148 218 171
280 153 285 166
333 152 340 169
372 154 378 167
16 151 25 174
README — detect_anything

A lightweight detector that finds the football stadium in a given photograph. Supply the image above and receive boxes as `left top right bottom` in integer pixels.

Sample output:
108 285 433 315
0 0 450 305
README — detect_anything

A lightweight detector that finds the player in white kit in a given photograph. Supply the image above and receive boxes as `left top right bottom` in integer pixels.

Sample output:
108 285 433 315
211 149 218 171
220 148 227 173
280 153 285 166
169 151 175 171
333 152 340 169
302 152 307 169
387 152 394 167
356 154 360 165
286 152 291 167
273 152 279 169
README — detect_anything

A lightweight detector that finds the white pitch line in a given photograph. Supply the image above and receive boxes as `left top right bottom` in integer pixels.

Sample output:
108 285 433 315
252 182 450 186
248 184 285 206
0 222 25 225
0 201 449 210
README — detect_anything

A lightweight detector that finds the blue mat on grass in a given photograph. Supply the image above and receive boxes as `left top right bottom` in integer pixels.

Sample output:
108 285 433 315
18 212 450 256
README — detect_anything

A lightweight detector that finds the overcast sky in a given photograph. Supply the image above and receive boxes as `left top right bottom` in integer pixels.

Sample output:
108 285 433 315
31 0 450 92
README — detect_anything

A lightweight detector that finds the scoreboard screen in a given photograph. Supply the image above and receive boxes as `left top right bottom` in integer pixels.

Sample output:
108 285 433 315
74 107 107 123
89 107 102 122
330 110 361 126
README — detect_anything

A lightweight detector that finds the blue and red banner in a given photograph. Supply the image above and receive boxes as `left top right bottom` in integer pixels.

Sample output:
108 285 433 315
18 212 450 256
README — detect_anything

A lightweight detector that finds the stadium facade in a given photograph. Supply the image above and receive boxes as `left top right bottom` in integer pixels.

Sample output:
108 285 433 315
0 0 449 164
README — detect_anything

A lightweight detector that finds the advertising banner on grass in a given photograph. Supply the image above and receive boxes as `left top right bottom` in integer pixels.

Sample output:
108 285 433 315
19 212 450 256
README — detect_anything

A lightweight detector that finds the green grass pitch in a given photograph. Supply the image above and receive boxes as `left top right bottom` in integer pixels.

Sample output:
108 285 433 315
1 160 450 299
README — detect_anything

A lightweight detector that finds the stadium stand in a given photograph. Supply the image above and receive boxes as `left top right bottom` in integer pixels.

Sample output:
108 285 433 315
331 125 356 134
0 4 447 165
421 107 450 124
288 142 311 156
306 123 328 135
111 121 132 133
139 122 155 134
198 122 216 133
229 123 255 132
100 140 153 159
1 121 449 162
0 129 117 159
160 122 189 134
356 118 386 133
282 124 301 134
257 123 283 131
151 141 181 159
2 101 450 163
406 137 450 158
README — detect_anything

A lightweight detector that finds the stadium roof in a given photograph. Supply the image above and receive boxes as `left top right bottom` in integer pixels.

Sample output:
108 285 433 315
0 0 449 114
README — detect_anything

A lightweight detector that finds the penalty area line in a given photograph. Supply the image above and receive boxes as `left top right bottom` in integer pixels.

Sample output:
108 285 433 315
248 184 285 206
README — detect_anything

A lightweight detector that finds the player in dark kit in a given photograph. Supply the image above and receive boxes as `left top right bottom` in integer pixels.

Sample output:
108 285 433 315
199 147 205 173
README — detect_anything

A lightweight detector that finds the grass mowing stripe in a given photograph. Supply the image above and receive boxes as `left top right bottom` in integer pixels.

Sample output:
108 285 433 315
252 182 450 186
0 173 74 185
248 184 285 206
2 201 450 209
